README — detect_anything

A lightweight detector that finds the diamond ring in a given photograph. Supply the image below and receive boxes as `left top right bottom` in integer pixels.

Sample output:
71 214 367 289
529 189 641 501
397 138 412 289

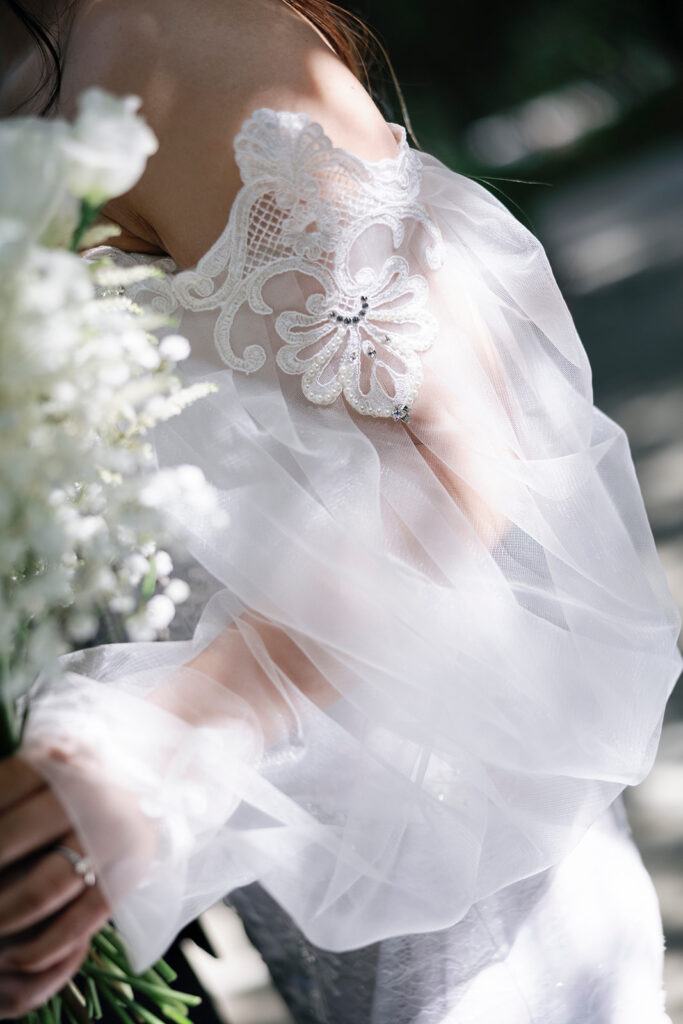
54 844 97 887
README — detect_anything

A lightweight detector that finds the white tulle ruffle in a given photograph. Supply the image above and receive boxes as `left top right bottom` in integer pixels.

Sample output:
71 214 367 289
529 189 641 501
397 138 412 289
22 108 683 972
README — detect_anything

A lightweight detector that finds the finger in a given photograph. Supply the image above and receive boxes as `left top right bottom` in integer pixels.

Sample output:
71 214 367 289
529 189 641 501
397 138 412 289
0 939 90 1019
0 757 45 814
0 789 72 871
0 884 109 974
0 834 88 938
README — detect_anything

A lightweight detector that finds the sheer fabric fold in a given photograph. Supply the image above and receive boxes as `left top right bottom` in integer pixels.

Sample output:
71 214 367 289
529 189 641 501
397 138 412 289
23 108 682 971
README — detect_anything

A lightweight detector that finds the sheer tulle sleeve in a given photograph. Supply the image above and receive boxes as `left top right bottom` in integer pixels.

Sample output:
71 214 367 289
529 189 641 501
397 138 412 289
22 108 683 971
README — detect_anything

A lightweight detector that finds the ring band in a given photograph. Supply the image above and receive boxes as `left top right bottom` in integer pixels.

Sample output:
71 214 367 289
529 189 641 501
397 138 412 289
54 844 97 887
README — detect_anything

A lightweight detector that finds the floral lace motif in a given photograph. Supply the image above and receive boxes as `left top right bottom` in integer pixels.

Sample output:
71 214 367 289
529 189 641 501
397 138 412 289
107 108 444 422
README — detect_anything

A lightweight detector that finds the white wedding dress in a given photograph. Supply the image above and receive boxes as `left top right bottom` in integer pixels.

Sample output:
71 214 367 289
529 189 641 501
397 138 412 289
223 795 668 1023
22 107 682 1023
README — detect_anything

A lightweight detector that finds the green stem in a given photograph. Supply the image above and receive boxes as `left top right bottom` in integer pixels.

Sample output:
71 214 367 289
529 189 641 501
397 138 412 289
52 996 63 1024
99 926 131 961
85 978 102 1021
71 200 104 253
97 984 137 1024
81 966 200 1007
152 959 177 984
157 1005 193 1024
37 1004 54 1024
91 932 125 966
128 1002 168 1024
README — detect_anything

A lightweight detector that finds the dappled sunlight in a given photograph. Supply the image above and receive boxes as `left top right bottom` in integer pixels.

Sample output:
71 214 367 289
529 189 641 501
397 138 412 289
466 80 621 168
601 382 683 542
534 140 683 294
465 51 677 171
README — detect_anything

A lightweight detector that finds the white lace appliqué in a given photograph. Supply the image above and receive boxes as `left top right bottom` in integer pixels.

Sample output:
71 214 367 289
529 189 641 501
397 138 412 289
91 109 445 422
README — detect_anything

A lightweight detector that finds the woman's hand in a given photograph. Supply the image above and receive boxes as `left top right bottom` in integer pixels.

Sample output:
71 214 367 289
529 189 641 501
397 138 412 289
0 756 110 1019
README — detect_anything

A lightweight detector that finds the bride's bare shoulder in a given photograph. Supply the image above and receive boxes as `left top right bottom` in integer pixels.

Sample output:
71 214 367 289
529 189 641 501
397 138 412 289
59 0 398 268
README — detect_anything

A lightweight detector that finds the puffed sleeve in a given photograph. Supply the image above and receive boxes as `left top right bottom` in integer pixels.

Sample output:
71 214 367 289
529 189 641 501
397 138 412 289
22 108 683 971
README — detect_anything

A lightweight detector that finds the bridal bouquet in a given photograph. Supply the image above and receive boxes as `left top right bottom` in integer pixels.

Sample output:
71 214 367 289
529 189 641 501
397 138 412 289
0 88 221 1023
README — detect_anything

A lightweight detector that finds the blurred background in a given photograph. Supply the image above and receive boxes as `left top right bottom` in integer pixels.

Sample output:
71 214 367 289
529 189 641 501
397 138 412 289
162 2 683 1021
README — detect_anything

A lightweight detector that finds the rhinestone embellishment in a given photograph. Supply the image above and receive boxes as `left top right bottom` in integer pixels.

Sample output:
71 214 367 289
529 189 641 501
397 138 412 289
327 295 369 326
322 298 413 422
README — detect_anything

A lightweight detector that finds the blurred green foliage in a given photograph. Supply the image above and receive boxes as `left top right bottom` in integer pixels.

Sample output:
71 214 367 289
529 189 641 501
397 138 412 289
349 0 682 202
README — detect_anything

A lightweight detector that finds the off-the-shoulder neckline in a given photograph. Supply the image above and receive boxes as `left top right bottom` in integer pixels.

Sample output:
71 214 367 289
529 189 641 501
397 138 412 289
83 106 412 275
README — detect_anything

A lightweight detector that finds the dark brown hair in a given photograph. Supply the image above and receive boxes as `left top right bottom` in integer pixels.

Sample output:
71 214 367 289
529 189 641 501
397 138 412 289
6 0 379 116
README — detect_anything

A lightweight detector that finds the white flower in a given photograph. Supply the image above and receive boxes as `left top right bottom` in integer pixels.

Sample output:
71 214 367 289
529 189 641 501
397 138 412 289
95 360 130 387
164 578 190 604
62 88 158 204
139 466 212 509
159 334 191 362
0 87 221 696
0 118 73 244
0 218 30 277
153 550 173 577
67 612 99 643
65 515 106 544
124 553 150 585
124 612 156 643
109 594 136 615
175 464 206 489
18 246 92 316
144 594 176 631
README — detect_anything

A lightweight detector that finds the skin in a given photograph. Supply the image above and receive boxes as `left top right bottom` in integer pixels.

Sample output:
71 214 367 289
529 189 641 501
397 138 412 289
0 757 109 1017
0 2 513 1013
